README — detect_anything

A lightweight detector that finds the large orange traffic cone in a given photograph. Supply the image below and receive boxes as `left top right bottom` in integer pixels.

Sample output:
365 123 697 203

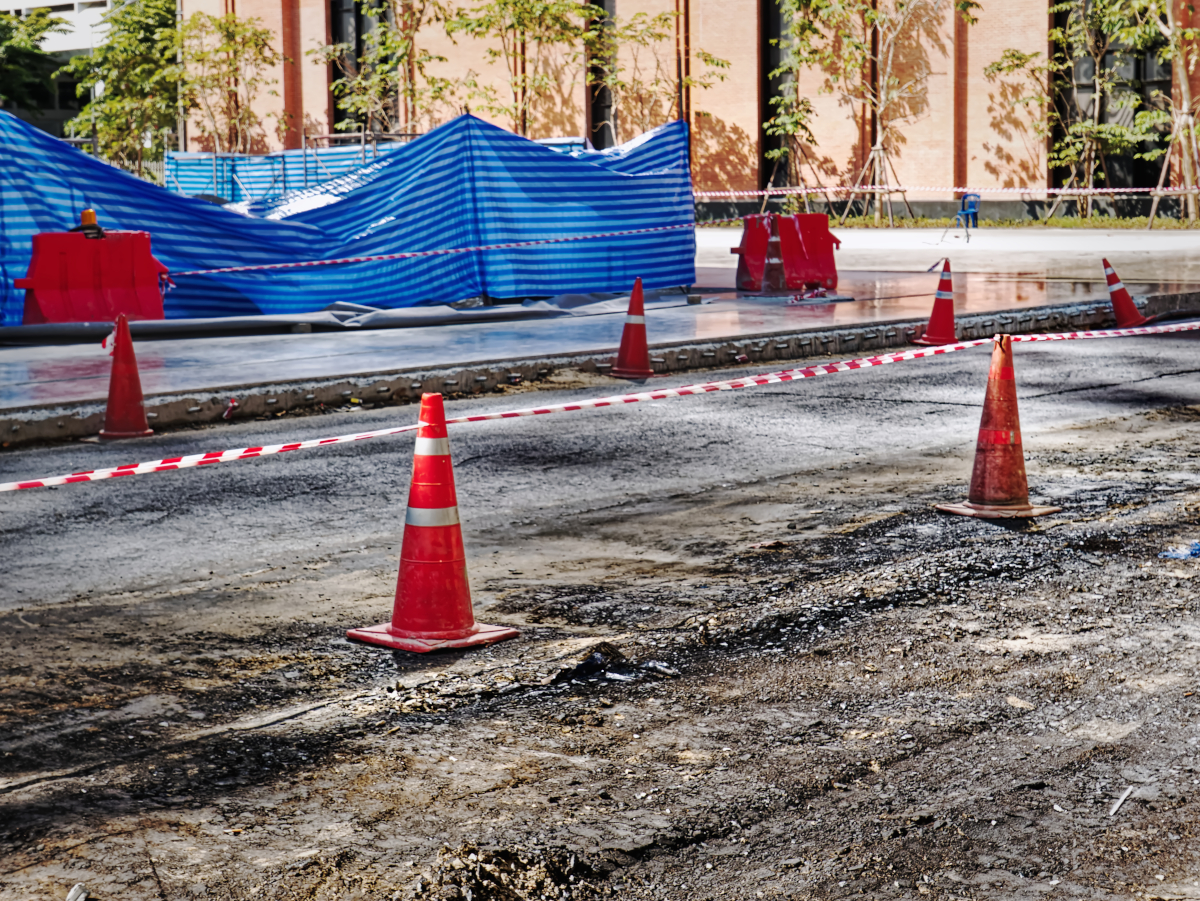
99 313 153 440
610 278 655 379
1102 259 1149 328
935 335 1061 519
911 260 958 346
347 393 519 653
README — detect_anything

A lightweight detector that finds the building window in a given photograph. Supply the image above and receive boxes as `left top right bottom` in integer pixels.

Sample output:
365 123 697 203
328 0 386 131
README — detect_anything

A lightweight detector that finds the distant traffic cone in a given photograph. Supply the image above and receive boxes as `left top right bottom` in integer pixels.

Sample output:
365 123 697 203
610 278 655 379
347 393 519 653
99 313 153 440
935 335 1062 519
1102 258 1149 328
911 260 958 346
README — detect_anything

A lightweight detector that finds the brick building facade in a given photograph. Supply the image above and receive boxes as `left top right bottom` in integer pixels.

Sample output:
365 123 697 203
174 0 1190 198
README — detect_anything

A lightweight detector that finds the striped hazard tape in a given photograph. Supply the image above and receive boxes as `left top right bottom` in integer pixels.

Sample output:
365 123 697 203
170 220 738 278
1010 320 1200 341
3 320 1197 494
694 184 1196 198
0 338 991 493
444 339 991 426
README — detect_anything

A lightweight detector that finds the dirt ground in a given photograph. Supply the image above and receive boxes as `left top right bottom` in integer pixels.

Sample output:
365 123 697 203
3 396 1200 901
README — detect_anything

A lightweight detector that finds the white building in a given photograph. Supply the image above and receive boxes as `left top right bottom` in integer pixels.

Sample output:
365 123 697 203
2 0 111 137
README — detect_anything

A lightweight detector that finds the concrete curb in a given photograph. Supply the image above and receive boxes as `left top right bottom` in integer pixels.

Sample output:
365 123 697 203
1 292 1194 449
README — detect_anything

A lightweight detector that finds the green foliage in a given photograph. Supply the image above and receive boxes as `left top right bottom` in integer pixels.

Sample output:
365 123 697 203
309 0 455 134
57 0 178 170
1047 1 1150 178
989 0 1167 216
764 95 815 157
1121 0 1200 218
448 0 601 135
179 11 283 153
0 9 68 111
585 10 728 144
983 48 1061 149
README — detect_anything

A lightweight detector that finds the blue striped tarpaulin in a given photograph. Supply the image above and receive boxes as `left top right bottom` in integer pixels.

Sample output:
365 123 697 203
0 113 694 325
164 142 409 203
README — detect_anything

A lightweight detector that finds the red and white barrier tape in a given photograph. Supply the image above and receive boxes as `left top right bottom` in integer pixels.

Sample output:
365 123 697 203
695 184 1193 199
5 320 1197 494
0 338 990 493
0 423 425 492
444 339 990 427
1011 320 1200 341
171 220 737 278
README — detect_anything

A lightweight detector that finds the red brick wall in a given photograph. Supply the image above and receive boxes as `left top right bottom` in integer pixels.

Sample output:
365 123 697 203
965 0 1050 192
176 0 1059 195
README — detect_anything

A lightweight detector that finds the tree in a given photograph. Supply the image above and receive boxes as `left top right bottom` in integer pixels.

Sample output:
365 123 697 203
0 9 68 112
57 0 179 173
309 0 455 134
989 1 1166 219
178 12 283 153
1047 0 1160 217
771 0 981 224
1122 0 1200 221
763 92 818 211
448 0 600 136
585 10 729 145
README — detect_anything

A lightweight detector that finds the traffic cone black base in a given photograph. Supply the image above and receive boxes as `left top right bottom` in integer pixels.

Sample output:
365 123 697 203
934 501 1061 519
346 622 519 653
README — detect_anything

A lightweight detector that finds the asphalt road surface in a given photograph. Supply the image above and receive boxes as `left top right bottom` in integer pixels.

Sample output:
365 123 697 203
4 333 1200 901
1 335 1197 609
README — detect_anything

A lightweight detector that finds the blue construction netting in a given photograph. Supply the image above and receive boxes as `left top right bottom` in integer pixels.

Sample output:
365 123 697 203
164 142 410 203
0 113 695 325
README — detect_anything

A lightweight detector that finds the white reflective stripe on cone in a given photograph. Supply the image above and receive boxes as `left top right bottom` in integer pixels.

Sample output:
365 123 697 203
414 436 450 456
1104 267 1115 275
935 290 954 299
405 506 460 527
625 315 645 325
1108 281 1125 292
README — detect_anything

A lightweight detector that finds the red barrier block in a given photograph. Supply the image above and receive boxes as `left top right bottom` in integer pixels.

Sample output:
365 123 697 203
779 213 841 291
731 213 840 294
16 221 169 325
730 213 773 292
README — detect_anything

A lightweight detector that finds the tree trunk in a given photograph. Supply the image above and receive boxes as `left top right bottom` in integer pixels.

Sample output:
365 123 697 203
1086 57 1103 219
1167 6 1198 221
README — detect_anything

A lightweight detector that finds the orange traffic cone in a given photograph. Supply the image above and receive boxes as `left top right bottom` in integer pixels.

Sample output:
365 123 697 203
347 393 519 653
610 277 655 379
911 260 958 346
1102 259 1149 328
99 313 153 440
935 335 1062 519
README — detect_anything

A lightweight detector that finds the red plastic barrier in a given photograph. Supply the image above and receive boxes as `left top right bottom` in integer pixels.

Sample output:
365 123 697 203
731 213 840 293
731 213 773 292
15 218 169 324
780 213 840 291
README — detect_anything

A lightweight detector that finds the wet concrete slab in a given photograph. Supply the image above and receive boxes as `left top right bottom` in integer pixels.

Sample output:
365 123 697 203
698 225 1200 279
0 268 1194 415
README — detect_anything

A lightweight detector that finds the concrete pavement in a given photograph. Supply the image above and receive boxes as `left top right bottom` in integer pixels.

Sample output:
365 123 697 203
696 225 1200 278
1 226 1198 447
